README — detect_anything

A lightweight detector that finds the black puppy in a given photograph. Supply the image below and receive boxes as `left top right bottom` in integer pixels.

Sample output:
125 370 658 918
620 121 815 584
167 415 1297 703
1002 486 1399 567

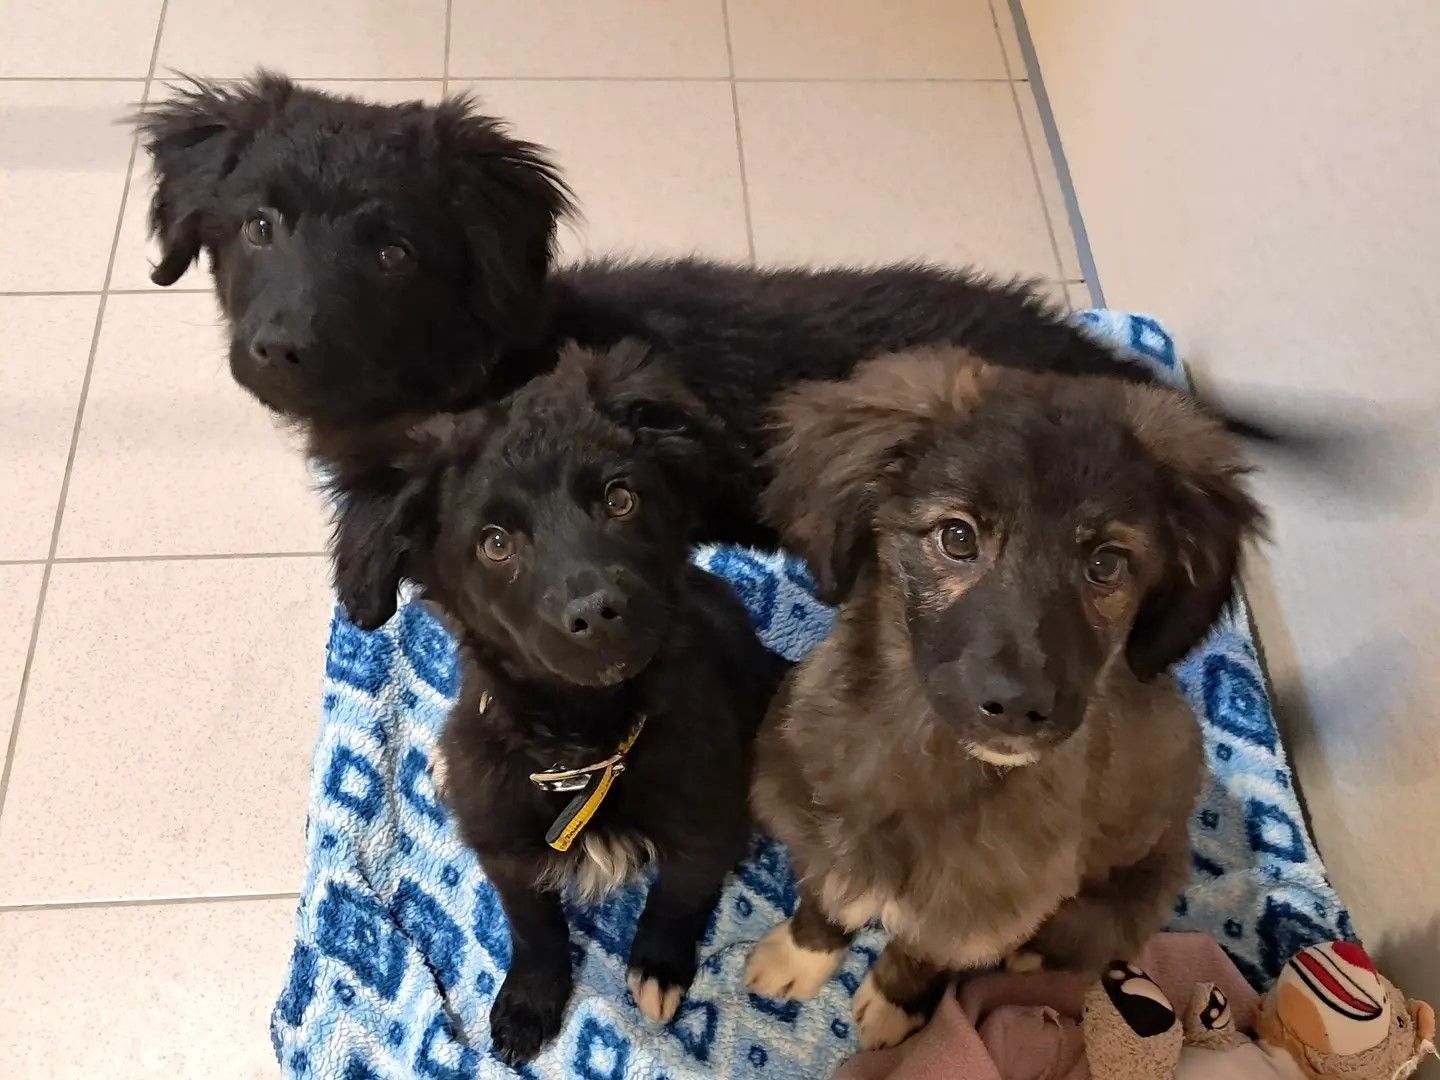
331 345 785 1064
134 74 1257 601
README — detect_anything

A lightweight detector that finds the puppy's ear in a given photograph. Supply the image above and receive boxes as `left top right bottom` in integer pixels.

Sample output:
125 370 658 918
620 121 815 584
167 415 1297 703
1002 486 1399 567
764 350 989 603
1123 387 1267 680
328 461 442 630
435 97 574 340
582 341 742 474
134 73 296 286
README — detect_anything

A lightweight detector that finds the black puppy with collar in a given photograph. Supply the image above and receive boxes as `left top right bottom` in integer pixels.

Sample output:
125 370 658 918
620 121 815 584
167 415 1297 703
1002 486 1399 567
331 344 785 1064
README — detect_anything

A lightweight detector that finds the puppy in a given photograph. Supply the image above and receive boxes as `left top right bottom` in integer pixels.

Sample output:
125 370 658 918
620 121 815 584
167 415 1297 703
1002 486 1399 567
330 345 786 1064
134 74 1256 591
744 349 1264 1051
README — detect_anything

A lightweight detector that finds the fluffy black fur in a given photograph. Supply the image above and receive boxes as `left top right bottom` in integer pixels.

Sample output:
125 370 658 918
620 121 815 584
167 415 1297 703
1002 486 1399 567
330 346 785 1063
134 75 1255 567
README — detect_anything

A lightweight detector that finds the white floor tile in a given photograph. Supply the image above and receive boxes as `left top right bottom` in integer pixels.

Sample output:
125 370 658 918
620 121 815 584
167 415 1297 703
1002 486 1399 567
158 0 446 78
0 556 329 904
0 81 142 292
451 0 729 78
58 292 330 558
1032 279 1072 311
0 897 297 1078
739 81 1056 278
0 296 98 559
0 0 162 78
727 0 1005 80
462 79 750 263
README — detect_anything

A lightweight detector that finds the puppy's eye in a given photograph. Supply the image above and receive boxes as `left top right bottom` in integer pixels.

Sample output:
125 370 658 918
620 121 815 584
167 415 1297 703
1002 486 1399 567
242 209 278 247
378 243 413 274
1086 546 1129 587
478 526 515 562
936 519 978 561
604 481 637 519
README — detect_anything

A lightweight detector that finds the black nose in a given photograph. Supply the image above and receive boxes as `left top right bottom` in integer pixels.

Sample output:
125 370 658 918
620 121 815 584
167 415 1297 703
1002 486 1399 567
248 332 311 368
971 668 1055 731
565 590 626 639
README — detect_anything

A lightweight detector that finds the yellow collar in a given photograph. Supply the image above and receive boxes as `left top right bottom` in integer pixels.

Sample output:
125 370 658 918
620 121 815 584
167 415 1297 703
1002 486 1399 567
476 690 648 852
527 713 648 792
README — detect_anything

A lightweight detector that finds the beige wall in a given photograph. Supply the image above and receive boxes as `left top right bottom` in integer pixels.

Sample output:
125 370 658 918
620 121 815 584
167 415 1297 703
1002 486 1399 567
1022 0 1440 1004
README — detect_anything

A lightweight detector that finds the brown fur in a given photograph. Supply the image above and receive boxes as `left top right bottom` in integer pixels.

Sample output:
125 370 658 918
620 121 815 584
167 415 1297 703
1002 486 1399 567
749 348 1264 1040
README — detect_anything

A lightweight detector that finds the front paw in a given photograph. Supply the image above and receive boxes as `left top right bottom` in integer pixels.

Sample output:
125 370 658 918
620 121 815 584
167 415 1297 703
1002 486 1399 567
745 920 845 1001
430 750 450 804
853 972 926 1051
627 967 687 1024
490 970 570 1065
627 933 699 1025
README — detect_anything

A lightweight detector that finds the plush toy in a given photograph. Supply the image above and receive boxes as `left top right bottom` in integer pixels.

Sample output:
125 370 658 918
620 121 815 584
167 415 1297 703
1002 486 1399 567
1084 942 1436 1080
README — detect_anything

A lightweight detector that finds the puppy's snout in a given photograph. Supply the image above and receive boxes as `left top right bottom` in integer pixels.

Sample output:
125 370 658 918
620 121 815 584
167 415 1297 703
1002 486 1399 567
976 687 1053 728
248 330 312 369
564 589 627 639
966 664 1056 734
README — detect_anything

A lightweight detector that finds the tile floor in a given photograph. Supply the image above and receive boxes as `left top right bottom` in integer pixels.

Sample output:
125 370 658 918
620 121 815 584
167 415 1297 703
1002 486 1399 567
0 1 1090 1073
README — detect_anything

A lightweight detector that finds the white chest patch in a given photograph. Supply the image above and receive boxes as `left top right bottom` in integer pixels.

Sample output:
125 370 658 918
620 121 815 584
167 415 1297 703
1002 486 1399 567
535 831 657 905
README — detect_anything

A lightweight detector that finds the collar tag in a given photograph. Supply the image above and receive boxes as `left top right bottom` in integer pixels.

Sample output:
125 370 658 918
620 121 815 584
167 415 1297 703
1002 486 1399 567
530 714 647 852
544 762 621 852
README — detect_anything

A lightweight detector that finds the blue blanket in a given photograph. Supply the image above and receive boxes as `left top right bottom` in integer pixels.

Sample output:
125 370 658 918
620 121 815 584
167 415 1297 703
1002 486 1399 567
271 312 1351 1079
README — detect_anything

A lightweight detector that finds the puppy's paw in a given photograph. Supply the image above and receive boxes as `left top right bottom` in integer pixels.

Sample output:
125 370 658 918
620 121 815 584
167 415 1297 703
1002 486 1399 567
626 920 698 1025
430 750 450 803
745 920 845 1001
489 972 568 1065
626 967 686 1024
853 971 927 1051
1004 948 1045 974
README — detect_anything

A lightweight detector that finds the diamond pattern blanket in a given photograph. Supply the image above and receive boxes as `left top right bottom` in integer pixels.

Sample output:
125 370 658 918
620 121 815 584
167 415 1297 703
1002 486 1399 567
270 312 1351 1079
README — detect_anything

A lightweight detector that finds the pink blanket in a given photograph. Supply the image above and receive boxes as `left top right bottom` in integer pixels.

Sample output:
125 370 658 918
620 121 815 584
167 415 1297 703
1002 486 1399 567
836 933 1258 1080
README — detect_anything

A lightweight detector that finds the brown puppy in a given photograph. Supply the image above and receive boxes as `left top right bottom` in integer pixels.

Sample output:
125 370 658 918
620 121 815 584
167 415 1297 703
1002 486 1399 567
745 348 1264 1050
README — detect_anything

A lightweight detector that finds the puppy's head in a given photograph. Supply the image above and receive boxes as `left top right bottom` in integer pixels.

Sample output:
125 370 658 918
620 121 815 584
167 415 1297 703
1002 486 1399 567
135 73 572 427
331 344 732 689
765 350 1263 765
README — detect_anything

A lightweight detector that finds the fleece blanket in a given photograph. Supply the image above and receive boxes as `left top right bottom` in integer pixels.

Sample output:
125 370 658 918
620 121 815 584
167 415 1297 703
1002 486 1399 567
270 312 1352 1080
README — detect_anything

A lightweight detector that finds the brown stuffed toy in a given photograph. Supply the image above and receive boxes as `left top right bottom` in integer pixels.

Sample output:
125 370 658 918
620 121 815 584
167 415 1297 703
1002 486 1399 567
1084 942 1436 1079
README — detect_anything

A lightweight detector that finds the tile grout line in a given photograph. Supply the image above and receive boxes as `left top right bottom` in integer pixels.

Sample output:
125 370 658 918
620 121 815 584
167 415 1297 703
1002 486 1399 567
0 75 1026 85
436 74 1019 84
0 0 172 827
1007 0 1104 307
987 0 1069 287
0 288 210 297
441 0 453 95
0 891 302 914
720 0 757 265
54 551 328 565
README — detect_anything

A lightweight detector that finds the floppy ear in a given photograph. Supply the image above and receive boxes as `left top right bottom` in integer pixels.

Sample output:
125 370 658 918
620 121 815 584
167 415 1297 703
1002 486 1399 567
134 73 296 286
568 340 767 541
331 469 426 630
1123 386 1267 680
435 97 574 342
580 341 746 477
763 350 989 603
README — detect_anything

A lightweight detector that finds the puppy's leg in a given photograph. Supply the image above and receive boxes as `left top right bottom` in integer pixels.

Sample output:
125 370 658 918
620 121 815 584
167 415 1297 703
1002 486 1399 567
1028 822 1191 972
626 851 734 1025
745 890 855 1000
853 941 946 1050
485 860 573 1065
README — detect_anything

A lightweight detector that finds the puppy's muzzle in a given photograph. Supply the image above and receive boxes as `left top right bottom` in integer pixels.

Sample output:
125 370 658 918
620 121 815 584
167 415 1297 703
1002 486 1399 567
248 328 316 370
564 587 628 644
